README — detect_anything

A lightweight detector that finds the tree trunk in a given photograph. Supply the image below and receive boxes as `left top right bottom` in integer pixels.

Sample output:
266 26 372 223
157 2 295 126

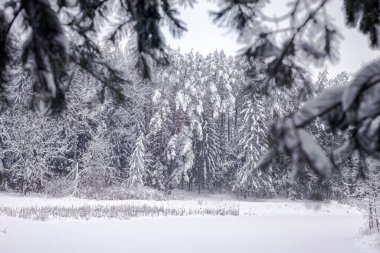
175 110 180 134
369 201 374 230
227 116 231 142
160 108 164 149
374 202 380 232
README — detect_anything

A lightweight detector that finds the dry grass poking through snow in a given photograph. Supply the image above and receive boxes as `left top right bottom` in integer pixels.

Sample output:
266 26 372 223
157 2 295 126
0 204 240 221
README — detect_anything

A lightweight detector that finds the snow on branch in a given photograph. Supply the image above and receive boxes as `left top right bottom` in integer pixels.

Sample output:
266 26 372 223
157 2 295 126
258 58 380 179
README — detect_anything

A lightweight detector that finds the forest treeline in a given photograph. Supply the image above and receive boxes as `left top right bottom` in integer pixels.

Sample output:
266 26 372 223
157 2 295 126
0 44 371 200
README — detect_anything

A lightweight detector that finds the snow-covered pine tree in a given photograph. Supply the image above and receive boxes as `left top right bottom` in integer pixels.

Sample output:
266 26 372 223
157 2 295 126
147 88 172 190
166 125 194 191
194 111 220 193
190 60 223 192
80 119 116 189
127 131 146 188
147 159 166 190
233 92 273 197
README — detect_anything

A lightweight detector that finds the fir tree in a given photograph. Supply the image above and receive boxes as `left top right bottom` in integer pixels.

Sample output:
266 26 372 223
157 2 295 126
127 131 146 188
194 113 220 192
233 92 272 196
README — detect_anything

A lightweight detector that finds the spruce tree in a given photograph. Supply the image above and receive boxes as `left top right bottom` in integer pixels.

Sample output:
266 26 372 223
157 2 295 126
127 131 146 188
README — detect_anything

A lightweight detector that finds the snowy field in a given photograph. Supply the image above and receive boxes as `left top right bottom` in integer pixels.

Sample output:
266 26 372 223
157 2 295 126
0 192 379 253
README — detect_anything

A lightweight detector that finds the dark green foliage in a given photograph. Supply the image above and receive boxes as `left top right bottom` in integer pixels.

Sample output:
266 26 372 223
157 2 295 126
21 0 68 114
210 0 261 33
0 0 187 113
344 0 380 47
211 0 379 99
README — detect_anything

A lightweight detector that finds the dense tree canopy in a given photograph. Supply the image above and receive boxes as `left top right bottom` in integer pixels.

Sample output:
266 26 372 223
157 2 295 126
0 45 355 200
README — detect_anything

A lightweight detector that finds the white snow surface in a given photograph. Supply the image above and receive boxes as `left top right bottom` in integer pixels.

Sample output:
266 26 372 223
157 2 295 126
0 192 379 253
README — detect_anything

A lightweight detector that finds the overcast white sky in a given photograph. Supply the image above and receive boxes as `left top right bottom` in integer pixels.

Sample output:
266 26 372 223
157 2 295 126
164 0 380 80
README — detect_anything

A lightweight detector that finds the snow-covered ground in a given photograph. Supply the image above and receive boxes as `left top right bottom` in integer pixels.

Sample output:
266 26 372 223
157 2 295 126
0 192 378 253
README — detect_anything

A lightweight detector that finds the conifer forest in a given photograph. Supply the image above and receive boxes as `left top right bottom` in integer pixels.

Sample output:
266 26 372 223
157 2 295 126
0 0 380 252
